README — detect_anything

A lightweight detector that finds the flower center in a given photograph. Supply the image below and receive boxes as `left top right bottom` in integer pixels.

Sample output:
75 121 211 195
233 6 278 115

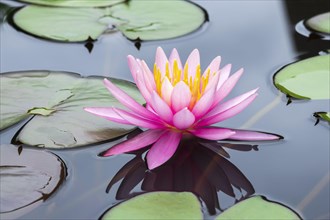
153 60 211 106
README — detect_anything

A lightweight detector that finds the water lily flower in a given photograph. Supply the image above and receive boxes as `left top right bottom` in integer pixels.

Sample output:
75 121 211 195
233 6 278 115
85 47 281 169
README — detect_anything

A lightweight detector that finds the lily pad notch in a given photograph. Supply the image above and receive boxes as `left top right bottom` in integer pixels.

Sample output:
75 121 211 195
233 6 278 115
11 0 209 44
273 54 330 101
0 71 144 148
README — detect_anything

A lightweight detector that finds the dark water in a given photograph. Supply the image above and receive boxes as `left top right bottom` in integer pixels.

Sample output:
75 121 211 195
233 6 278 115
1 0 329 219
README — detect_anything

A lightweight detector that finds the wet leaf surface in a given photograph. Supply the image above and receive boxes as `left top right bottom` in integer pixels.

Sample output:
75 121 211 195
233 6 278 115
106 135 256 215
17 0 124 7
0 71 144 148
216 196 301 220
101 191 203 220
12 0 207 42
305 12 330 34
274 55 330 100
314 111 330 125
0 144 66 214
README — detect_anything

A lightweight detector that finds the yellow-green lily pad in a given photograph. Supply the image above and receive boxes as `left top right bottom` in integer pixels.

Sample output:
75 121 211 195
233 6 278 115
12 1 207 42
17 0 124 7
0 71 144 148
305 12 330 34
101 192 203 220
216 196 301 220
274 55 330 100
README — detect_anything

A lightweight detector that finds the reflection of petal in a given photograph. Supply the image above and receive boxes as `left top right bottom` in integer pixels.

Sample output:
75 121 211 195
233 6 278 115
215 155 255 196
106 156 144 193
193 147 235 197
116 164 146 200
199 141 230 158
228 130 282 141
102 129 164 156
219 143 258 152
146 131 182 170
106 137 258 215
190 127 235 140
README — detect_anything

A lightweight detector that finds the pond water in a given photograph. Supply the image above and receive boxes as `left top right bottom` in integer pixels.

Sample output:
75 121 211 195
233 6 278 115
1 0 329 219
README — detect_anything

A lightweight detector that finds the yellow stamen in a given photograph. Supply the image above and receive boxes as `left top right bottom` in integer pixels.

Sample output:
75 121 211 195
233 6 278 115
172 60 181 85
152 61 213 109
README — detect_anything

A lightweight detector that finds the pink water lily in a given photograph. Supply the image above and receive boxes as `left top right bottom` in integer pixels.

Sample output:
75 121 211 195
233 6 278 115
85 47 280 169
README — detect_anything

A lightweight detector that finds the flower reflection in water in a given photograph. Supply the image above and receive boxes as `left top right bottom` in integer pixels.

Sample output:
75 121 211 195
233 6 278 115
105 130 262 215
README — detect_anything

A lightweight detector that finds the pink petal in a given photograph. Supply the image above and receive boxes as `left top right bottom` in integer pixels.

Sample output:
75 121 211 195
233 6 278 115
216 64 232 90
138 59 156 92
135 75 152 104
173 108 195 130
84 107 130 125
198 93 258 126
114 108 164 129
161 77 174 105
203 56 221 76
205 88 258 118
171 81 191 113
204 70 220 93
213 68 244 106
103 129 164 156
190 127 235 140
127 55 142 82
169 48 183 70
228 129 282 141
150 91 173 123
185 49 200 77
146 131 182 169
155 47 168 75
192 86 216 118
103 79 157 120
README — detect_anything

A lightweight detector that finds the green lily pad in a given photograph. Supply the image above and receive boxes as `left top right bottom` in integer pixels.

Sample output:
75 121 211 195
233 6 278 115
314 112 330 123
216 196 301 220
0 71 144 148
0 144 65 215
305 12 330 34
274 55 330 100
101 192 203 220
12 1 206 42
18 0 124 7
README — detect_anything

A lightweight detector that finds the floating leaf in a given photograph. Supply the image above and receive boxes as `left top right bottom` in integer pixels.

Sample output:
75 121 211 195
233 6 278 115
101 192 203 220
216 196 301 220
274 55 330 100
17 0 124 7
12 1 207 42
314 111 330 125
0 144 66 214
305 12 330 34
0 71 144 148
108 1 207 41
